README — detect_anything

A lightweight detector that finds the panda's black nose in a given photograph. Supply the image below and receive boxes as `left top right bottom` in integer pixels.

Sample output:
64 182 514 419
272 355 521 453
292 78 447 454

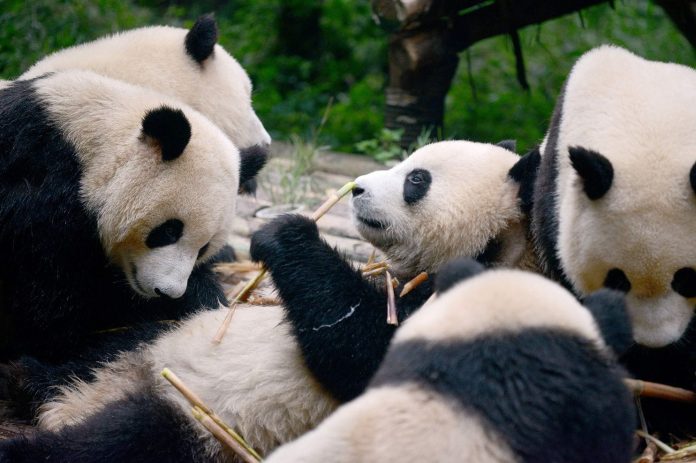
352 186 365 197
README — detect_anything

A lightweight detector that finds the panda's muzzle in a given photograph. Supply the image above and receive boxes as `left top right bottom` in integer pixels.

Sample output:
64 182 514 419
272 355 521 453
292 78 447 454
357 215 388 230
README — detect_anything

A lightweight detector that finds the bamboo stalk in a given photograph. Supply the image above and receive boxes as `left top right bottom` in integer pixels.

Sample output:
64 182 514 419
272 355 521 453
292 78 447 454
191 406 259 463
399 272 429 297
161 368 262 461
636 430 675 455
386 270 398 326
635 440 657 463
363 266 388 278
212 181 357 343
361 261 388 272
626 379 696 403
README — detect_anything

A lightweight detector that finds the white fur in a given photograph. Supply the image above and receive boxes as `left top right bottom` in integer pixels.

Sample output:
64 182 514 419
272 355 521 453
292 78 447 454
39 305 338 458
352 141 528 277
21 24 270 150
395 268 603 347
554 45 696 347
266 385 516 463
35 70 239 298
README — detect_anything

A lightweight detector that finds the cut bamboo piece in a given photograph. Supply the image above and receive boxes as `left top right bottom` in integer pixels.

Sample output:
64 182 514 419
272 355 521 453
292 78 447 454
161 369 262 462
191 406 258 463
399 272 429 297
386 270 398 326
212 181 357 343
626 379 696 403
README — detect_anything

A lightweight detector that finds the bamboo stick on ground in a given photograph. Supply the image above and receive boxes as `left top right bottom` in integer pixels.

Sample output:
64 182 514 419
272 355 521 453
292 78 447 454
161 368 262 462
399 272 428 297
636 440 657 463
212 181 357 343
626 379 696 403
636 430 675 455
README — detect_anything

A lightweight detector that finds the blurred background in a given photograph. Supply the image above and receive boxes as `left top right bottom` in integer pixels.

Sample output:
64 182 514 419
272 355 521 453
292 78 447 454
1 0 694 160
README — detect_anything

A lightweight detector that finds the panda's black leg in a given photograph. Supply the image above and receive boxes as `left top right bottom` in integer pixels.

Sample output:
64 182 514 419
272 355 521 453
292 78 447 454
0 391 208 463
250 214 432 402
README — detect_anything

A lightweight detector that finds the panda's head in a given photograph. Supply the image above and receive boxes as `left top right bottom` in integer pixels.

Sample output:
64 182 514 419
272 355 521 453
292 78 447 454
37 71 265 299
554 46 696 347
22 15 271 159
351 140 532 276
395 258 633 357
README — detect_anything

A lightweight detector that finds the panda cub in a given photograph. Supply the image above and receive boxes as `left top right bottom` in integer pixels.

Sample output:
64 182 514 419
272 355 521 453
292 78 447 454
0 140 537 462
0 70 264 362
266 259 636 463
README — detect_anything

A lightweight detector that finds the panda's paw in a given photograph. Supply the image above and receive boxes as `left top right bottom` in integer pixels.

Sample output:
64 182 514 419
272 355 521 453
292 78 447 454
250 214 320 264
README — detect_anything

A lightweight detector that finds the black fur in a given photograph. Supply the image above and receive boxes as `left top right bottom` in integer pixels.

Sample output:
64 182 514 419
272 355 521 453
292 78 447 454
603 268 631 293
532 81 571 285
0 79 226 416
495 139 517 152
508 147 541 216
141 106 191 161
250 214 433 402
403 168 431 205
568 146 614 200
474 237 502 266
434 258 484 293
581 289 633 356
146 218 184 248
690 162 696 195
184 14 218 64
672 267 696 298
239 144 269 195
372 333 635 463
0 388 211 463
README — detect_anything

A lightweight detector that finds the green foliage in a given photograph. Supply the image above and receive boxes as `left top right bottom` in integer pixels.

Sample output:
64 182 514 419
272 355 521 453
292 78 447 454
1 0 694 158
354 128 404 162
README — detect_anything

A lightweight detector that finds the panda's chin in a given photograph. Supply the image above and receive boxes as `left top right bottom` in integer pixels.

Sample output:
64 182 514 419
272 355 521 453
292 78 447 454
356 215 388 230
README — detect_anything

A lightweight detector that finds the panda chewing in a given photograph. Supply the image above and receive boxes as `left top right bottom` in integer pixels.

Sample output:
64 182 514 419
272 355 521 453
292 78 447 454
0 140 540 462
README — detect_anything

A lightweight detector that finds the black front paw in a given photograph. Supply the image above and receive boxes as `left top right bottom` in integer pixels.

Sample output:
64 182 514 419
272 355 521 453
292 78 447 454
250 214 319 264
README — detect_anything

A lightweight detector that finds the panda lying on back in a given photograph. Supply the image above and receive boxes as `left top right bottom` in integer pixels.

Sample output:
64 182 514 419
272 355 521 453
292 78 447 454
0 140 539 461
266 259 636 463
0 71 265 365
20 14 271 195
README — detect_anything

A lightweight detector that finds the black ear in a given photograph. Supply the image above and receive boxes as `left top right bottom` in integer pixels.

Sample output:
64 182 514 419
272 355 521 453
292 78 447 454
582 289 633 356
435 258 485 294
508 147 541 216
690 162 696 195
239 145 269 195
496 139 517 153
185 14 218 64
142 107 191 162
569 146 613 200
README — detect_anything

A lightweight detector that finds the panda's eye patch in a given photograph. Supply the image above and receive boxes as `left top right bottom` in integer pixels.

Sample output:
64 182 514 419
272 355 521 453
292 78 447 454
146 219 184 248
403 169 432 205
603 268 631 293
197 243 210 259
672 268 696 298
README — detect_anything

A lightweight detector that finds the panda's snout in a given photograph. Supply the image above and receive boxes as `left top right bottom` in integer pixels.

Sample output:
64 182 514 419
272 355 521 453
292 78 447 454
153 282 187 299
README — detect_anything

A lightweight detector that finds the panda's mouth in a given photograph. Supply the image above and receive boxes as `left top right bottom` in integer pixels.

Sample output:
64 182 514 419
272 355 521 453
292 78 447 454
357 215 388 230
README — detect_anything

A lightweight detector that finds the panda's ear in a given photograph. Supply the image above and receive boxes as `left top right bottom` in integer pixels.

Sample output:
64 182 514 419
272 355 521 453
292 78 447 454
141 107 191 162
185 14 218 64
690 162 696 195
239 145 269 195
507 147 541 216
569 146 613 200
435 258 485 294
496 139 517 153
582 289 633 356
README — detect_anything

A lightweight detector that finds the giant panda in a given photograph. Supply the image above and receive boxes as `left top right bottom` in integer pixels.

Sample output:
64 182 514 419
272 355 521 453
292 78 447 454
20 15 271 159
532 45 696 433
0 70 265 389
266 259 636 463
0 140 539 461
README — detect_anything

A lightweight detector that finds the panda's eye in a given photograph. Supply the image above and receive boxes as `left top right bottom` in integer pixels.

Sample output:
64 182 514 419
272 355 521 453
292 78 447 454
408 172 424 184
603 268 631 293
146 219 184 248
672 268 696 298
197 243 210 260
